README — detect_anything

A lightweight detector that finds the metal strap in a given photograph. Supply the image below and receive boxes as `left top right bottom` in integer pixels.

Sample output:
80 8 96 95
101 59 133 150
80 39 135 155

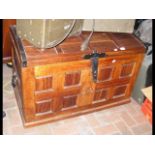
10 25 27 67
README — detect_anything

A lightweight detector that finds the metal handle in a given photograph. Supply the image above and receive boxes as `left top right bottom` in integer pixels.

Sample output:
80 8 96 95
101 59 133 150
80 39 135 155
12 73 17 88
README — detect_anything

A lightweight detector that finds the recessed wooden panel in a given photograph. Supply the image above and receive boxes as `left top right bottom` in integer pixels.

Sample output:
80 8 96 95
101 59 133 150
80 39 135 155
63 95 77 109
93 89 108 101
98 67 113 81
120 63 134 77
113 85 127 97
93 90 101 101
35 76 53 91
36 99 52 114
64 71 81 86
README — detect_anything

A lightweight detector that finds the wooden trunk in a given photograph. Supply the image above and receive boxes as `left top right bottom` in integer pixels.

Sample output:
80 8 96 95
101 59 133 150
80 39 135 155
10 26 145 127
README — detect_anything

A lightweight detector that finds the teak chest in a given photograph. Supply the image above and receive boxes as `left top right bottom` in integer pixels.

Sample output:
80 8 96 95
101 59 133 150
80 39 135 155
10 26 145 127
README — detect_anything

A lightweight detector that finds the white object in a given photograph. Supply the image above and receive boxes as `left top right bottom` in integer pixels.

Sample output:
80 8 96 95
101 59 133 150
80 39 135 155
120 47 126 50
112 59 116 63
114 48 118 51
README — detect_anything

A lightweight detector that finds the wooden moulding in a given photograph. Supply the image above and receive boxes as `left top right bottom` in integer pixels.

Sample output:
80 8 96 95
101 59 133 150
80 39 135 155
23 98 131 128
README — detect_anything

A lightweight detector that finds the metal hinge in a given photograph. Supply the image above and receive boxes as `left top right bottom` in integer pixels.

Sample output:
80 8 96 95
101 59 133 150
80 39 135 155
83 50 106 82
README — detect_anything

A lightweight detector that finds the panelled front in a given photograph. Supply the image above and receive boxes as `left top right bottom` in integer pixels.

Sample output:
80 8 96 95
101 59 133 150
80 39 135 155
93 55 140 104
33 60 93 117
32 54 141 117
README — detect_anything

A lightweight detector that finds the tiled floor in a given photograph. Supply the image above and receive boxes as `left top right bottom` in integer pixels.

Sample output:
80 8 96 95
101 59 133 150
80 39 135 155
3 64 152 135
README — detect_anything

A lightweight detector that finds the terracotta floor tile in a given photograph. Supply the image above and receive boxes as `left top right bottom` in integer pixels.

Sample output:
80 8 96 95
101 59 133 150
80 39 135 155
110 104 127 113
3 90 16 100
76 119 90 128
3 99 17 110
75 127 94 135
52 123 79 135
130 99 141 111
3 65 12 78
48 119 76 135
114 121 132 135
133 113 148 124
3 77 11 86
32 124 53 135
3 116 12 134
144 131 152 135
54 116 93 135
3 81 14 93
124 102 142 116
131 123 152 135
94 118 110 127
93 124 119 135
50 119 94 135
96 111 121 125
112 132 122 135
103 113 121 123
6 108 22 128
84 114 101 128
93 109 110 118
10 125 38 135
124 103 138 115
62 116 84 125
120 111 136 127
